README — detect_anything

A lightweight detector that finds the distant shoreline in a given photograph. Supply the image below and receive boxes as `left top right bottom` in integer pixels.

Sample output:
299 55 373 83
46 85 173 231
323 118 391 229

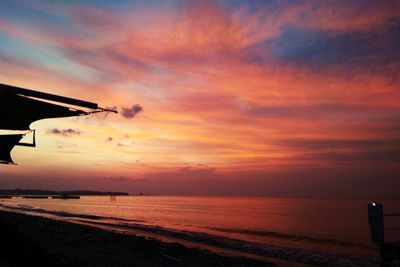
0 189 129 196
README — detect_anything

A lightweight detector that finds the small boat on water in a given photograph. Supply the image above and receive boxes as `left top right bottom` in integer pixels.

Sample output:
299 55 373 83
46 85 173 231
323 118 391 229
52 195 80 199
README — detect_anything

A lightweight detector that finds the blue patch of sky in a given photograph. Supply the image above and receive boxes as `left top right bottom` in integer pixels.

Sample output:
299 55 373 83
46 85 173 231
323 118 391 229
268 26 342 64
223 0 302 12
242 17 400 68
41 0 181 9
0 31 99 82
0 1 78 33
281 22 399 65
43 0 300 17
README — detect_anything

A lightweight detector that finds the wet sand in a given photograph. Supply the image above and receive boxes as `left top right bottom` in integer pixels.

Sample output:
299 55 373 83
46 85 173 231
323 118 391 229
0 210 274 267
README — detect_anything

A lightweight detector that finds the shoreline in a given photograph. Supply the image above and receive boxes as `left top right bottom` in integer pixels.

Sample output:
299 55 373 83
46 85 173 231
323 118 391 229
0 210 276 267
0 207 380 266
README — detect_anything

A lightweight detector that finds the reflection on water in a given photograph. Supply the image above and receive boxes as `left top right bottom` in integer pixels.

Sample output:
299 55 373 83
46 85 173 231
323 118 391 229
1 196 399 249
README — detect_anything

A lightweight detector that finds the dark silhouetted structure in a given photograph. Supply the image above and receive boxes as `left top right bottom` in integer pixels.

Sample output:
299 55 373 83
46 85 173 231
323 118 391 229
0 83 116 164
368 202 400 265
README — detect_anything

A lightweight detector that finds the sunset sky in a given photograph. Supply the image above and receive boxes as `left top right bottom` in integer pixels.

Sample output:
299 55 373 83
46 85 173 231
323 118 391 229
1 0 399 197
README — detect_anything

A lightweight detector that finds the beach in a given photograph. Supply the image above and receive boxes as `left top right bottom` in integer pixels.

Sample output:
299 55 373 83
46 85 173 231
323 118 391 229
0 210 275 267
0 196 389 266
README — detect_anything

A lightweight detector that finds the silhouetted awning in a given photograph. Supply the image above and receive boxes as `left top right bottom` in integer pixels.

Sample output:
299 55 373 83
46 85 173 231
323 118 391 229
0 92 86 130
0 134 23 164
0 83 117 165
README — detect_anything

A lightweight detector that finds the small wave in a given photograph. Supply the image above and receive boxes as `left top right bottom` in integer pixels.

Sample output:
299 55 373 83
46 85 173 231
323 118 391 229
73 219 379 267
209 227 372 249
0 203 146 223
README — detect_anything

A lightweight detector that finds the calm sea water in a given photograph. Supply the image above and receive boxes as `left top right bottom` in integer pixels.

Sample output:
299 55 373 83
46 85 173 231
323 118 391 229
1 196 399 257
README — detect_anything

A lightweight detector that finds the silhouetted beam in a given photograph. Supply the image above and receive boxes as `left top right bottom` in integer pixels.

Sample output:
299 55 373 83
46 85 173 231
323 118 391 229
0 83 98 109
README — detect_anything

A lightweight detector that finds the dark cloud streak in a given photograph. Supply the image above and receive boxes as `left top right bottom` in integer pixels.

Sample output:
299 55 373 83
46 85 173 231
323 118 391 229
246 103 400 120
47 128 82 137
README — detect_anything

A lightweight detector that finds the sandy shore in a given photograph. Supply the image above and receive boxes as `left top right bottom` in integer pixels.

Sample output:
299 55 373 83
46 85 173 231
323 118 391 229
0 210 274 267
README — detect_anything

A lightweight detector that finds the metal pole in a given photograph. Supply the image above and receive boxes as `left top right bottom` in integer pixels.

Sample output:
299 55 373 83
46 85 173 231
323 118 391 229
368 202 385 244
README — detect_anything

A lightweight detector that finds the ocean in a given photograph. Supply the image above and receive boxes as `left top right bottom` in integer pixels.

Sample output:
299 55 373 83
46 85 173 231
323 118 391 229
1 196 399 265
